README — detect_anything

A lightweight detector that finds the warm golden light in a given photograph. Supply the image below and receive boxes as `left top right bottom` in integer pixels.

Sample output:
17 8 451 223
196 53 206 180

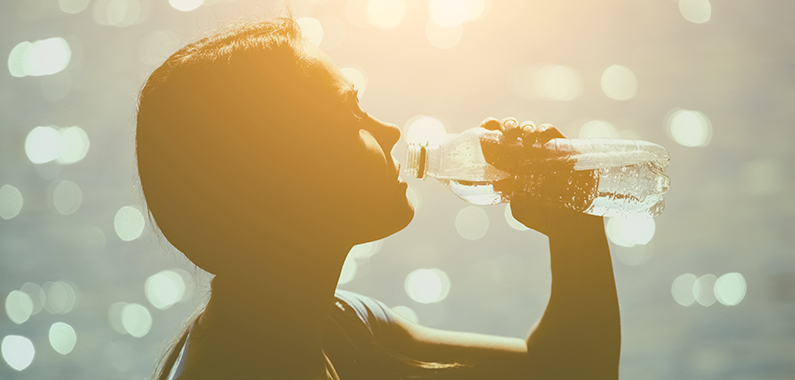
534 64 582 101
340 67 367 98
601 65 638 101
425 20 463 49
428 0 485 27
578 119 619 139
404 115 447 145
318 15 346 50
298 17 324 47
406 186 421 212
367 0 406 29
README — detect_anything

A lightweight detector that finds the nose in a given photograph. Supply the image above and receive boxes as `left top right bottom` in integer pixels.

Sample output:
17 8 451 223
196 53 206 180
370 116 401 150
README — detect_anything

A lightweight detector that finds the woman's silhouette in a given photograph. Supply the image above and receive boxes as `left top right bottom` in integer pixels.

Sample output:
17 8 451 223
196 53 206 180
136 16 620 380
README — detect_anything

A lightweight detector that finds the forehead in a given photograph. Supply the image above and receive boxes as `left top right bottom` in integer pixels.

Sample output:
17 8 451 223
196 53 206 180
301 43 354 97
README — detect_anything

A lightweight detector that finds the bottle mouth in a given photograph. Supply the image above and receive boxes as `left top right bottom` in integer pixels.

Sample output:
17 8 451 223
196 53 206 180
405 142 428 179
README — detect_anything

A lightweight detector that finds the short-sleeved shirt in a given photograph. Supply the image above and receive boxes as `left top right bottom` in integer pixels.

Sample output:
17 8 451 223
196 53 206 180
166 289 401 380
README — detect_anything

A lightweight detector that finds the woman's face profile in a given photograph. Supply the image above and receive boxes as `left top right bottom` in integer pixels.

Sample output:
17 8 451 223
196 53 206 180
293 43 415 242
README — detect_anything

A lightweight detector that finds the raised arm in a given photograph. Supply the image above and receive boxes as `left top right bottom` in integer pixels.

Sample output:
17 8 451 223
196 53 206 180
507 119 621 379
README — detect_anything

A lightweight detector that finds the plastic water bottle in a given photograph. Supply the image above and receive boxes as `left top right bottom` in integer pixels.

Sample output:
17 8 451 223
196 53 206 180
405 127 671 218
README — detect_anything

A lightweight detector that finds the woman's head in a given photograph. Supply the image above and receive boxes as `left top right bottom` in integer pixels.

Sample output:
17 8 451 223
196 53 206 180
136 17 413 275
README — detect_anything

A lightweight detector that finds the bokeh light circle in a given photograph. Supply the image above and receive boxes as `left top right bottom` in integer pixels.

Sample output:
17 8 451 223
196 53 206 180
668 109 712 147
404 115 448 145
534 64 582 101
405 268 451 304
145 270 186 310
605 216 655 247
57 126 90 163
52 180 83 215
25 126 63 164
679 0 711 23
121 303 152 338
340 67 367 98
714 272 746 306
601 65 637 101
367 0 406 29
297 17 324 47
455 206 489 240
693 274 718 306
578 119 620 139
671 273 697 306
20 283 45 315
59 0 91 14
428 0 484 27
49 322 77 355
169 0 203 12
2 335 35 371
114 206 146 241
0 185 24 220
45 281 78 314
5 290 34 324
7 38 71 78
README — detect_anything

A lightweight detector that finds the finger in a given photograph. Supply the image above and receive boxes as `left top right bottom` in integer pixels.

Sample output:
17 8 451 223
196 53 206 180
522 125 539 146
501 117 518 132
480 117 501 131
536 124 566 144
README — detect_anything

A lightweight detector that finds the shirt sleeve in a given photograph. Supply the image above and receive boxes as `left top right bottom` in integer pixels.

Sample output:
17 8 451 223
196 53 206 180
333 289 396 338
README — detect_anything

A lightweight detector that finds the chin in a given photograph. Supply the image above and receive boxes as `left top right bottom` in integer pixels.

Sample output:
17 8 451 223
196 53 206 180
356 199 415 244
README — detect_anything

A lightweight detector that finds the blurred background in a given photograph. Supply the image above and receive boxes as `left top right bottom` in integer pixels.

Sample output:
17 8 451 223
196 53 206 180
2 0 794 378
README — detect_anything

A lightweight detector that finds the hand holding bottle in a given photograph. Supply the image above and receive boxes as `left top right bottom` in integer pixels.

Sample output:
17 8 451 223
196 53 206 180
478 117 603 236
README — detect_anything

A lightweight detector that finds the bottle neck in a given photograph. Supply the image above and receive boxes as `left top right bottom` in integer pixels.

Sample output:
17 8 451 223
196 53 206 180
406 142 428 179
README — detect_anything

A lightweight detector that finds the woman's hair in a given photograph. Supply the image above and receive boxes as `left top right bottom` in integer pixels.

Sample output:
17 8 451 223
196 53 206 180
136 16 324 275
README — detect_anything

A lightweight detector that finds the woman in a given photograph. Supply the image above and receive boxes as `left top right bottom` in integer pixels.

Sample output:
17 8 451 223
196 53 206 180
136 16 620 380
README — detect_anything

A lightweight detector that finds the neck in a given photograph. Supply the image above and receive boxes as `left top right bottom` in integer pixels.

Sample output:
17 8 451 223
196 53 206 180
190 240 353 377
